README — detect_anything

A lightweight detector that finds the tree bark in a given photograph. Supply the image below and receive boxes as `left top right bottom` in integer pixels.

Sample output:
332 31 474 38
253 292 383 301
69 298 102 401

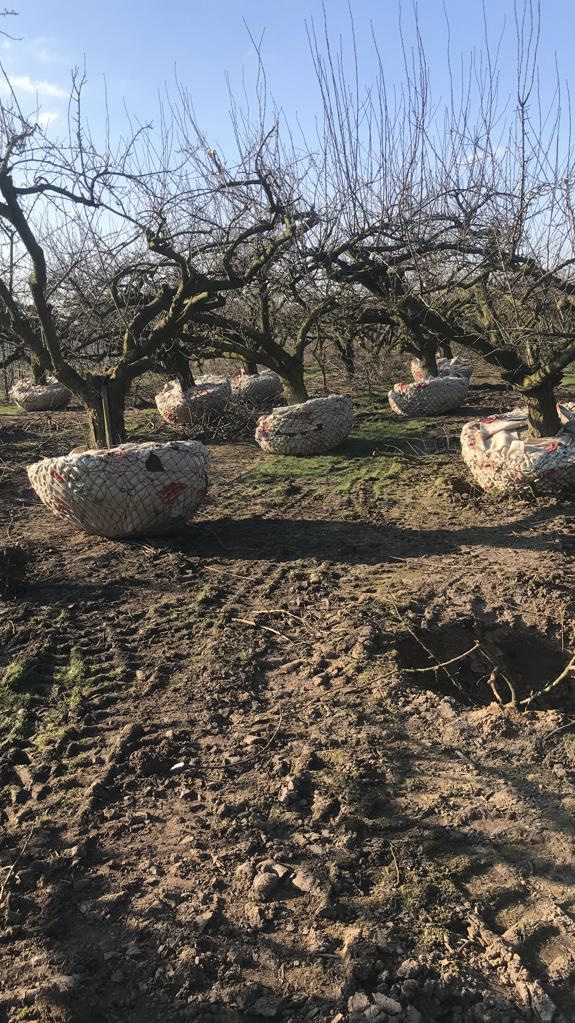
84 380 127 449
243 359 259 375
280 360 309 403
523 381 561 438
419 344 439 377
340 340 355 378
438 342 453 359
163 346 195 390
31 357 47 385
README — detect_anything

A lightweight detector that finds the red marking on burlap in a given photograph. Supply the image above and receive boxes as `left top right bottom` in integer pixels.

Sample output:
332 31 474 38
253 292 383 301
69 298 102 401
158 482 186 505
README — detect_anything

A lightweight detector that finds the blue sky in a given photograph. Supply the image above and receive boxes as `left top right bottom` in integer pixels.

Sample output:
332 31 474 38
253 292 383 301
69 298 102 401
1 1 574 153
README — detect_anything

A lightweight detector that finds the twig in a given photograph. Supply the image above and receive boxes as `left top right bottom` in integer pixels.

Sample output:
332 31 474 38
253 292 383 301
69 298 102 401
230 617 294 643
0 825 34 906
400 621 473 701
541 718 575 744
473 642 518 708
520 652 575 707
353 642 480 693
254 607 321 635
226 709 285 768
403 642 480 674
388 841 400 885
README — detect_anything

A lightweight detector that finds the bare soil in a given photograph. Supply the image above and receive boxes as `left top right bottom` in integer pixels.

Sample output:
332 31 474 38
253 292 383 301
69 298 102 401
1 382 575 1023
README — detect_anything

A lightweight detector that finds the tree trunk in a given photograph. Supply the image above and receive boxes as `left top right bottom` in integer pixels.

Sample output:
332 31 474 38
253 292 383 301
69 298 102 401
419 344 439 377
340 340 355 378
166 348 195 390
84 381 127 449
31 357 47 385
438 342 453 359
280 360 309 404
243 359 259 375
523 381 561 438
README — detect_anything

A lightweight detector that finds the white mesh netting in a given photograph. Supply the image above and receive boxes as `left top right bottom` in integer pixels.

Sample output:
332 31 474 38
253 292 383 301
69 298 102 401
27 440 210 539
460 404 575 495
10 377 71 412
411 356 474 381
389 375 470 416
155 376 232 426
230 370 284 407
255 394 354 455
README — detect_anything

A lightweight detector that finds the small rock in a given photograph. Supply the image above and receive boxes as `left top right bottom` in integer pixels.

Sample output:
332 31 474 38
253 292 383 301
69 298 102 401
252 872 280 901
252 994 282 1017
347 992 370 1016
292 868 321 894
373 993 402 1015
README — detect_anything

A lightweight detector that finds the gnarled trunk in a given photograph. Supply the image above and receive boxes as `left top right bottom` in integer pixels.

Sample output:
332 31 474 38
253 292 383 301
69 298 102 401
84 380 127 449
340 339 355 378
438 342 453 359
31 357 47 385
243 359 258 375
164 347 195 391
523 380 561 438
419 344 439 378
279 359 309 404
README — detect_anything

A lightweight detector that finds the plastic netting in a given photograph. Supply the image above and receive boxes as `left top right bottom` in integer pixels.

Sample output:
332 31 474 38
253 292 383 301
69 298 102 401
10 377 71 411
27 440 210 538
155 376 232 426
460 404 575 495
389 375 469 416
230 370 284 407
255 394 354 455
410 356 474 381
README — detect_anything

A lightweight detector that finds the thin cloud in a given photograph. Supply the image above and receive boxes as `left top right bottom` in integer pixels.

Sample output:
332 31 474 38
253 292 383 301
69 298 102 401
29 36 64 65
4 74 68 99
37 110 60 127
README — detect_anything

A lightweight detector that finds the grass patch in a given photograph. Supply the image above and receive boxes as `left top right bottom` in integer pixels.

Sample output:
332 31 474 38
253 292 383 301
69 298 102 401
0 649 90 753
53 648 86 711
244 410 434 499
0 658 50 747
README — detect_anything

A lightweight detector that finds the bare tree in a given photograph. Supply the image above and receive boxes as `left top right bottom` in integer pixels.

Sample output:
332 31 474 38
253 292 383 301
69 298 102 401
0 76 312 445
308 2 575 436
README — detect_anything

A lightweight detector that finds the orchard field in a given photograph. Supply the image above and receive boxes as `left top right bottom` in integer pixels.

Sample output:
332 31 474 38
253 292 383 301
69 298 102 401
2 362 575 1023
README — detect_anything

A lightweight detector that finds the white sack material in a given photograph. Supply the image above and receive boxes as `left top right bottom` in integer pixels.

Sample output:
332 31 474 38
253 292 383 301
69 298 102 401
388 374 469 416
461 404 575 495
10 376 71 411
255 394 353 455
230 370 284 406
411 356 474 381
155 376 232 426
27 440 210 539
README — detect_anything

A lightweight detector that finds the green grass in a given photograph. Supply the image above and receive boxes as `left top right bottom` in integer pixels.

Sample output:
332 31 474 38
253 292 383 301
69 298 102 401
244 406 435 499
0 659 49 747
0 649 90 752
0 402 18 415
53 648 86 711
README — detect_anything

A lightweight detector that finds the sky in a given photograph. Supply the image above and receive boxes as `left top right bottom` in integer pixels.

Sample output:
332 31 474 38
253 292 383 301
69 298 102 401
2 1 575 155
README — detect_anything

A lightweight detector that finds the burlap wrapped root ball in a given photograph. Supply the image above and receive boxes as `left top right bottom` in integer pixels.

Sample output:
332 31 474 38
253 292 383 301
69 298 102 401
27 440 210 539
10 376 71 411
255 394 354 455
411 356 474 381
389 375 469 416
155 376 232 426
230 370 284 408
461 404 575 495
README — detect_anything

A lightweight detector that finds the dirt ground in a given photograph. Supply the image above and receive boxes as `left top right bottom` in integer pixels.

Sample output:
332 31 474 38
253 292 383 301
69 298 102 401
1 377 575 1023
